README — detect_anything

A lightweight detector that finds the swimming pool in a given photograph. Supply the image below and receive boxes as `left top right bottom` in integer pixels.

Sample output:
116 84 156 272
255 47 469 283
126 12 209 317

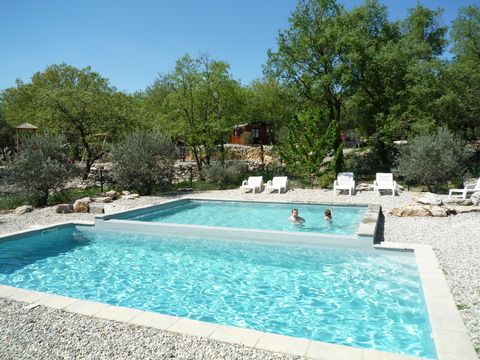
104 199 367 236
0 225 436 359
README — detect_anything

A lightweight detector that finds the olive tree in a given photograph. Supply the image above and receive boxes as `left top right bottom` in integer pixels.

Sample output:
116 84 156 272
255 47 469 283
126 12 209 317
110 131 176 195
7 134 77 206
396 127 470 191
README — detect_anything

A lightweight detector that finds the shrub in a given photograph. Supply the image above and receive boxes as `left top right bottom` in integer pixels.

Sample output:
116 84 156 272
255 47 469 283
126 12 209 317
203 161 247 189
7 134 77 206
110 131 176 195
396 128 470 191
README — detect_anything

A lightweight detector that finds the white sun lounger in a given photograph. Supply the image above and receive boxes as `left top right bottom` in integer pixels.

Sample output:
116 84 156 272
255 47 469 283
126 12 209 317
373 173 397 196
448 178 480 199
265 176 288 194
333 172 355 196
240 176 263 194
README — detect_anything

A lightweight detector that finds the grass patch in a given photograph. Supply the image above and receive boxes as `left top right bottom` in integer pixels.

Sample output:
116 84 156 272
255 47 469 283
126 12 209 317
47 187 109 206
456 303 470 310
0 194 32 211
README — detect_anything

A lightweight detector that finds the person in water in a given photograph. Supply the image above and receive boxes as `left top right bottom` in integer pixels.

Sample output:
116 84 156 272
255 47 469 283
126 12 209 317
288 208 305 223
324 208 333 221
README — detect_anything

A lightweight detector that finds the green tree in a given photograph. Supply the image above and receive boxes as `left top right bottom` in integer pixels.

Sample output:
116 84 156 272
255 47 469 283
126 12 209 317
7 134 77 206
154 54 244 172
396 128 470 191
278 111 342 186
266 0 347 123
110 131 176 195
436 5 480 140
245 77 294 144
1 64 137 179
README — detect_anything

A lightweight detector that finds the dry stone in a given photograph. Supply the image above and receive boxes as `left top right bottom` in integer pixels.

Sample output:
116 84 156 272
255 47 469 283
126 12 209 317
93 196 112 203
470 192 480 206
15 205 34 215
121 190 131 195
443 198 473 206
73 197 91 213
356 183 373 192
412 192 443 206
55 204 73 214
123 194 140 200
390 204 448 217
448 205 480 214
89 203 105 214
106 190 119 200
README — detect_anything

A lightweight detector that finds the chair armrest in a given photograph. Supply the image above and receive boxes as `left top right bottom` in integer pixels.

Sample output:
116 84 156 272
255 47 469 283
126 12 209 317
393 181 397 187
266 180 272 186
352 180 356 188
241 180 247 186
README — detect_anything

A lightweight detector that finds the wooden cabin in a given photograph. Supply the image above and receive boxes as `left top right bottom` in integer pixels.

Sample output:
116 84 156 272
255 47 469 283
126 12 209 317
230 123 269 145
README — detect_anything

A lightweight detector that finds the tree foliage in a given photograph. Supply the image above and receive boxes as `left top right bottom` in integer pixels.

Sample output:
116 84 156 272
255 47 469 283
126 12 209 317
148 54 244 172
7 134 77 206
1 64 138 179
278 111 343 185
110 131 176 195
396 128 470 191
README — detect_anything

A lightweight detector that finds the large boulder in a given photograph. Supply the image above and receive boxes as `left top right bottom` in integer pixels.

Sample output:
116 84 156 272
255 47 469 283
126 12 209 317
470 192 480 206
443 198 473 206
448 205 480 214
56 204 73 214
106 190 119 200
390 204 449 217
412 192 443 206
15 205 34 215
73 197 91 213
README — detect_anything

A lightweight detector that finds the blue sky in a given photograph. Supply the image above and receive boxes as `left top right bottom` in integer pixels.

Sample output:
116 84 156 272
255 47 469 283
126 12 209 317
0 0 477 93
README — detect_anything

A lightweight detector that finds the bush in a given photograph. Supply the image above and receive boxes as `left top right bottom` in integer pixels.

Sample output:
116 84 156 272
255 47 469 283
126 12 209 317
6 134 77 206
396 128 470 191
110 131 176 195
203 161 247 189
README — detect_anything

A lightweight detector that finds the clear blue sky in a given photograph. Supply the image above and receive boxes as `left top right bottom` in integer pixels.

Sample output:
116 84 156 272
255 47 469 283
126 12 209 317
0 0 477 93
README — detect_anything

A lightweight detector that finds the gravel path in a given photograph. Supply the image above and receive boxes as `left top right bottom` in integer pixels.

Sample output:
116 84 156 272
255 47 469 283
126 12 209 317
0 188 479 358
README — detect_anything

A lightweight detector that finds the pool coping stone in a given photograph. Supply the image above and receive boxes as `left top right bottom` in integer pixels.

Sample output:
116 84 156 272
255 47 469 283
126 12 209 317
0 221 477 359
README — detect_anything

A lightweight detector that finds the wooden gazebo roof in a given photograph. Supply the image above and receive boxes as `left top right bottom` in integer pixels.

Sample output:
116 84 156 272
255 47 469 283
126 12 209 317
16 122 38 130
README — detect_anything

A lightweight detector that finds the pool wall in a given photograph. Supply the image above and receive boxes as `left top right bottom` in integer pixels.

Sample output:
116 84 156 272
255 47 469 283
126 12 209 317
0 222 476 360
95 198 381 248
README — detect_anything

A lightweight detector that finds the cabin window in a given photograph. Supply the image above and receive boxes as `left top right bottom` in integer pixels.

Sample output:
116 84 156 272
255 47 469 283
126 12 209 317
252 128 260 139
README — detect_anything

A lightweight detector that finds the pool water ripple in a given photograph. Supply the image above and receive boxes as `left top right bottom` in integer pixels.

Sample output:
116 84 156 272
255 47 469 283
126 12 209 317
0 227 435 359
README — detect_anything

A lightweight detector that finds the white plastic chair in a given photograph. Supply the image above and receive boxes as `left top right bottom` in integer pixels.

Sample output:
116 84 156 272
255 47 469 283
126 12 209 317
333 172 355 196
240 176 263 194
448 178 480 199
265 176 288 194
373 173 397 196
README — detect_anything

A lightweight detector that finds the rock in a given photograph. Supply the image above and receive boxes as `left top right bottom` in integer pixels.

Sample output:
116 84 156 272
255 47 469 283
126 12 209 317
177 188 193 192
73 197 91 213
121 190 131 196
55 204 73 214
123 194 140 200
93 196 112 203
389 204 449 217
106 190 119 200
448 205 480 214
89 203 105 214
356 183 373 192
443 198 473 206
412 192 443 206
470 192 480 206
15 205 34 215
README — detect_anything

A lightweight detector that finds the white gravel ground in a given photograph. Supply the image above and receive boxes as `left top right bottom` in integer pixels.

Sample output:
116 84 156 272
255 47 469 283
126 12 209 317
0 188 479 358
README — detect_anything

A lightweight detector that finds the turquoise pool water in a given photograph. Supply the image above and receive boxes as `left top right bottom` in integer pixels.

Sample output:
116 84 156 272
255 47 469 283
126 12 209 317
0 226 435 358
111 200 366 235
